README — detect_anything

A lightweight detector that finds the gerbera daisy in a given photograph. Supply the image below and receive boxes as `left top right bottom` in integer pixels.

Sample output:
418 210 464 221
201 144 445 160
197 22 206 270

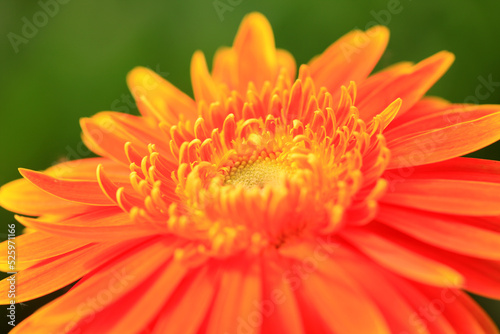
1 11 500 333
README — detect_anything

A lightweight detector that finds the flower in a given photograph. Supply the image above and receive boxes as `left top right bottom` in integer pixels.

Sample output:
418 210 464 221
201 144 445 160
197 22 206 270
1 11 500 334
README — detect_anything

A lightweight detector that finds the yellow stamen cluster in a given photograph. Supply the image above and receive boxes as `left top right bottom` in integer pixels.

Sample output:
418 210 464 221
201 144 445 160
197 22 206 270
224 151 293 188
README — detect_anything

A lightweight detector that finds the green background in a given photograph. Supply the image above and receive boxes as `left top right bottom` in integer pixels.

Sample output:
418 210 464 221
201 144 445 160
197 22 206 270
1 0 499 330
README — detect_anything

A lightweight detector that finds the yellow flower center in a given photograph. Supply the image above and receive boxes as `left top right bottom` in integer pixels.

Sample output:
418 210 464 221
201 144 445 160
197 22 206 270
224 152 292 188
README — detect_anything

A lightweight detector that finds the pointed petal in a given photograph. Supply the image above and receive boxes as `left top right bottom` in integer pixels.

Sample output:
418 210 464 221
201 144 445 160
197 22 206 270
276 49 297 81
45 157 130 182
15 209 156 241
385 104 500 143
358 51 455 121
387 111 500 169
19 169 115 206
212 47 239 90
386 96 450 130
417 284 499 334
377 204 500 259
233 12 278 91
127 66 197 123
0 232 89 271
342 228 464 287
308 25 389 96
0 178 92 216
191 51 220 104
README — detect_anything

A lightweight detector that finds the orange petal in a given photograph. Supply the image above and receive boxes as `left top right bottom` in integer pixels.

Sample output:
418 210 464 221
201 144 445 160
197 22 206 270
45 157 130 182
364 225 500 299
276 49 297 82
15 208 156 241
386 96 450 130
308 25 389 97
297 251 391 333
212 47 239 90
342 229 464 287
205 259 262 333
233 12 278 91
0 232 89 271
0 178 92 216
191 51 220 104
381 178 500 216
377 204 500 259
260 257 306 334
386 111 500 169
151 265 216 334
357 61 414 102
19 169 115 206
385 104 500 143
73 258 187 334
8 237 177 332
386 275 458 333
358 51 455 121
387 157 500 183
0 239 144 304
338 250 428 334
417 284 499 334
127 66 197 124
454 291 500 334
80 112 163 164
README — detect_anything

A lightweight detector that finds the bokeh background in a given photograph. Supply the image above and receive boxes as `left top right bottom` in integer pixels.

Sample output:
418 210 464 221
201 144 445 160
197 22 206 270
1 0 500 330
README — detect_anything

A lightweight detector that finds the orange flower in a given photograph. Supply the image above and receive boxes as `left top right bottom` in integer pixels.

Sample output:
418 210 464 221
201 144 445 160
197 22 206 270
1 12 500 333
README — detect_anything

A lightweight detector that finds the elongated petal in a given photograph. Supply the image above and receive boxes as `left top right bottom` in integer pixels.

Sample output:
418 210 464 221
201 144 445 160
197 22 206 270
416 284 499 334
342 229 464 287
387 111 500 169
74 260 187 334
386 157 500 183
0 239 145 304
309 25 389 96
9 237 176 333
359 51 454 121
382 178 500 215
46 157 130 181
297 251 391 333
385 105 500 143
386 96 450 130
0 178 92 216
363 225 500 299
205 259 262 333
377 204 500 259
386 273 458 333
233 12 278 91
191 51 220 104
19 169 115 206
151 265 216 334
339 250 429 334
15 209 157 241
260 257 306 334
127 66 197 123
0 232 89 271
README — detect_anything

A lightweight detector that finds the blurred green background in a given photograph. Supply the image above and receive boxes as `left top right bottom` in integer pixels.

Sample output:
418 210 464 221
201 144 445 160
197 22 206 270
1 0 500 330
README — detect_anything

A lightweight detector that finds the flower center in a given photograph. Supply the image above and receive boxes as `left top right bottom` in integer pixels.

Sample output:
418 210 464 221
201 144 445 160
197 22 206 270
224 152 292 188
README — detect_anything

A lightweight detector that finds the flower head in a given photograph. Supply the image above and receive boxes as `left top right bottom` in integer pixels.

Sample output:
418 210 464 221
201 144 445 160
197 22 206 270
1 12 500 334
